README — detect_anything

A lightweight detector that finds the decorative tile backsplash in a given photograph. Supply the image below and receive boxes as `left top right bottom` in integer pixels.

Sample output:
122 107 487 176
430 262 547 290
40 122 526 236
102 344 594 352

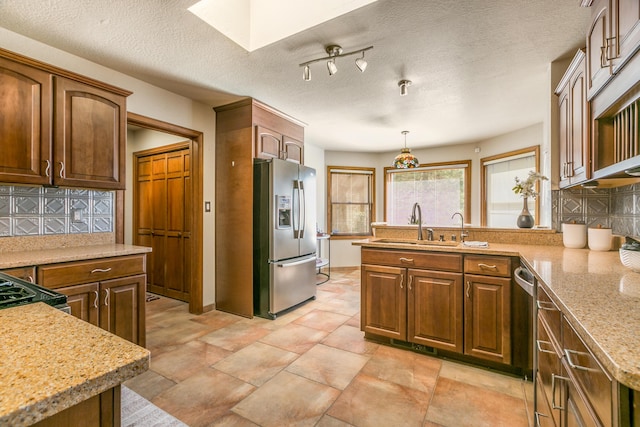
0 185 113 237
552 183 640 237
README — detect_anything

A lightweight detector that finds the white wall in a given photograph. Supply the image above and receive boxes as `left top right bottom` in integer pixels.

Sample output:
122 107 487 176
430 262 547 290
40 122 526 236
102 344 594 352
0 28 218 307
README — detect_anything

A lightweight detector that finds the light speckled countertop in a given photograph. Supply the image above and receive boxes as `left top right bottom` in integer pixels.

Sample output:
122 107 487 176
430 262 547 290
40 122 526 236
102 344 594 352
354 238 640 391
0 243 152 269
0 303 149 426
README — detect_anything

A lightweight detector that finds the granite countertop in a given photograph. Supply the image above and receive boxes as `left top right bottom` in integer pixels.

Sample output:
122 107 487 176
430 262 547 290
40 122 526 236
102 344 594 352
0 303 149 426
0 243 152 269
354 238 640 391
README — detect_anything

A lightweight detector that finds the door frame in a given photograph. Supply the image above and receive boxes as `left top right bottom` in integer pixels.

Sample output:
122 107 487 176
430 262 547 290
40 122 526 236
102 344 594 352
122 112 204 314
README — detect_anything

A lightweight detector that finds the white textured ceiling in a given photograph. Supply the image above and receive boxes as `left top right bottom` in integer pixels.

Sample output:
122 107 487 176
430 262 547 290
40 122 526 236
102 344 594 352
0 0 591 152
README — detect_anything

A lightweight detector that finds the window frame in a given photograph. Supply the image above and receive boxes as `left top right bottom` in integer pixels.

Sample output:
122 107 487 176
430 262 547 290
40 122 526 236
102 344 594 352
480 145 541 227
383 160 471 225
326 165 376 239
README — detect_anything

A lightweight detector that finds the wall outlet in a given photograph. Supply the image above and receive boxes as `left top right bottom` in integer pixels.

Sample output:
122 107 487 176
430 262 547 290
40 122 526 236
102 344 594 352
71 208 84 223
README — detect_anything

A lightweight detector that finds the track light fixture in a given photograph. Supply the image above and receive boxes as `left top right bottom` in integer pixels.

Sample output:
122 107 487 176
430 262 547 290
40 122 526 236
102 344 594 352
300 44 373 81
398 79 412 96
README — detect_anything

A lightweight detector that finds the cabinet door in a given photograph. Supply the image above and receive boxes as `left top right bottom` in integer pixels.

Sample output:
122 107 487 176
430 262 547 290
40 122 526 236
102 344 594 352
537 316 563 426
53 76 126 189
586 0 613 99
535 374 558 427
407 269 463 353
283 135 303 164
612 0 640 72
361 264 406 340
563 364 600 427
99 274 146 346
57 282 99 326
0 56 52 185
464 274 511 364
569 61 588 184
255 125 282 160
558 83 572 188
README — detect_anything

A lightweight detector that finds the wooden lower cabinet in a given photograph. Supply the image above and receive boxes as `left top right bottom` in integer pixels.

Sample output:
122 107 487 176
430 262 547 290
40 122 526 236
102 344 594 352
33 385 120 427
38 255 147 347
408 269 463 353
0 266 36 282
361 264 406 340
464 273 511 364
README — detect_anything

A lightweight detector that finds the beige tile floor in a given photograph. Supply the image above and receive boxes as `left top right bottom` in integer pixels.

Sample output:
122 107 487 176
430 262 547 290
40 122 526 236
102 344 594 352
125 268 533 427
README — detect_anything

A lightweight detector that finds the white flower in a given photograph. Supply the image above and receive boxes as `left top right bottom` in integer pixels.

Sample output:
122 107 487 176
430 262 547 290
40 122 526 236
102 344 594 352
512 171 548 199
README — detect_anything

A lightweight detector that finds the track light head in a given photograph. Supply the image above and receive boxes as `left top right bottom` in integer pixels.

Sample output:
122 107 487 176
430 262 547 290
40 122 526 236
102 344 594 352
398 79 412 96
355 51 367 72
327 60 338 76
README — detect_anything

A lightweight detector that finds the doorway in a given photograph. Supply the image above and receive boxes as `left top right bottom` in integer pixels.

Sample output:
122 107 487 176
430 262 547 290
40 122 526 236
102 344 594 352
126 112 204 314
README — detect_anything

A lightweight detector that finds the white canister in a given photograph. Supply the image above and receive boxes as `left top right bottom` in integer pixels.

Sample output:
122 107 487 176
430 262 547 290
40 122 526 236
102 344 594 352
588 226 612 251
562 223 587 248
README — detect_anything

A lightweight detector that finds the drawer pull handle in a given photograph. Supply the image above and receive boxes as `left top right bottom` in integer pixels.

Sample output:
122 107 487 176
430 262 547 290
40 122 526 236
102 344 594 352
399 274 404 289
564 349 592 371
104 288 110 306
551 374 569 410
91 268 112 274
534 412 549 427
536 300 556 311
466 281 471 298
478 263 497 271
27 276 34 283
536 339 555 354
399 257 414 263
93 290 99 308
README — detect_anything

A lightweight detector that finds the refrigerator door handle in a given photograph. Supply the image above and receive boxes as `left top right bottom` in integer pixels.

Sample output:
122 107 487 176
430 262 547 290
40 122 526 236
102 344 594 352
275 257 315 268
293 180 301 238
299 180 306 238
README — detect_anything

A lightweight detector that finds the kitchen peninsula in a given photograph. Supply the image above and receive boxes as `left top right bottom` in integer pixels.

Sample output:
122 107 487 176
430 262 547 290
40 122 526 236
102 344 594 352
0 303 149 426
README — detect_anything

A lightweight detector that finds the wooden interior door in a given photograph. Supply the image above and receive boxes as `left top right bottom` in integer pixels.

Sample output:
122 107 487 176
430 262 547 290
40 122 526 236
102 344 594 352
134 143 191 302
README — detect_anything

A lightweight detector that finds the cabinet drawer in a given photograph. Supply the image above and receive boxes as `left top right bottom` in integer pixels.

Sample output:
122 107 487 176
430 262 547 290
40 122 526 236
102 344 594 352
562 317 613 426
37 255 146 288
537 285 562 351
1 266 36 283
361 249 462 272
464 255 511 277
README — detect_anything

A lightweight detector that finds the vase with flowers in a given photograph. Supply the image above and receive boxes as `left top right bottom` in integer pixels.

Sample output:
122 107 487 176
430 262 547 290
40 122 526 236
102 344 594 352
512 171 548 228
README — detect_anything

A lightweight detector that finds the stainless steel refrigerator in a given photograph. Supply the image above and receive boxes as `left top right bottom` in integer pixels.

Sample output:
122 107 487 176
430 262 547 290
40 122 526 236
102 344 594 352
253 158 317 319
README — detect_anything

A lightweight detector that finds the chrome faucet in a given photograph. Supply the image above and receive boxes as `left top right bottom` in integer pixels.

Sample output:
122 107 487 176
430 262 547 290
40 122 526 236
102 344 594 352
411 203 423 240
451 212 468 242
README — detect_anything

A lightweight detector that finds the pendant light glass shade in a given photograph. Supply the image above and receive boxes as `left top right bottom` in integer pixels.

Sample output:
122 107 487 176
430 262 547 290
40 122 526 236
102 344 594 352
393 131 419 168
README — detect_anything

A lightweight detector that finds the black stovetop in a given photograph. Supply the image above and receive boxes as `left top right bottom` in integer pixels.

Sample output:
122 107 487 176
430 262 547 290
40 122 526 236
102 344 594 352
0 272 67 310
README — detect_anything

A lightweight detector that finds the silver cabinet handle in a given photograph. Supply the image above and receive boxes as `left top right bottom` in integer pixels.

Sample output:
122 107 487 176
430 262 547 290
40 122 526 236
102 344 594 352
534 412 549 427
103 288 110 306
93 290 99 308
478 263 497 271
536 300 557 311
564 349 591 371
44 159 51 177
536 340 555 354
400 274 404 289
91 267 112 273
466 281 471 298
399 257 414 263
27 276 34 283
58 161 65 178
551 374 569 410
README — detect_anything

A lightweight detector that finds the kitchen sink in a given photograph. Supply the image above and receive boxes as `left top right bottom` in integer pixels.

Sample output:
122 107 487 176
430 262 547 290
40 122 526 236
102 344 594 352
372 238 459 247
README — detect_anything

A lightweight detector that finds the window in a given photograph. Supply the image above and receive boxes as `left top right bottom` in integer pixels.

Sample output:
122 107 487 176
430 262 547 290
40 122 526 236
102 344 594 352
481 146 540 227
327 166 375 237
384 161 471 226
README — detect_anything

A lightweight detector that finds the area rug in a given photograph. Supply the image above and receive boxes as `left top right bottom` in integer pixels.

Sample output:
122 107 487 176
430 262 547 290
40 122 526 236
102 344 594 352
121 385 187 427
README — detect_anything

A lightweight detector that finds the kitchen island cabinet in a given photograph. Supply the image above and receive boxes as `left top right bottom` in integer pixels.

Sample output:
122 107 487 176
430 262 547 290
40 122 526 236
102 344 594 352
0 48 130 190
0 303 148 427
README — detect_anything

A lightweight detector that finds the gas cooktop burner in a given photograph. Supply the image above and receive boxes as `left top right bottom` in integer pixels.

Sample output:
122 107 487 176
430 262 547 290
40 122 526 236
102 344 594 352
0 279 37 306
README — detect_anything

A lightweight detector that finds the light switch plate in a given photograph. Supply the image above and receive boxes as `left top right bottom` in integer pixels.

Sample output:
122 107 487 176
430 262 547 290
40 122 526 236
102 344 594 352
205 201 211 212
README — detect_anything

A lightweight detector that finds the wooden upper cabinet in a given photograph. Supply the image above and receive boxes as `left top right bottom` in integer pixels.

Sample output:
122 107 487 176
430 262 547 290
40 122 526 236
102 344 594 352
611 0 640 72
54 76 126 189
0 48 130 190
556 50 589 188
255 125 304 164
0 56 52 185
587 0 613 99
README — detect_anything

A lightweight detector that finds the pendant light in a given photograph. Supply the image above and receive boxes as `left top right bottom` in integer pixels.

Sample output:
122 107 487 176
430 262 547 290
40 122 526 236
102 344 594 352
393 131 420 168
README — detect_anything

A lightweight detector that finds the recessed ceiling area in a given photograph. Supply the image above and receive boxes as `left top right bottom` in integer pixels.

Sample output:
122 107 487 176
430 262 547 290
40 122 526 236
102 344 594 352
188 0 378 52
0 1 592 152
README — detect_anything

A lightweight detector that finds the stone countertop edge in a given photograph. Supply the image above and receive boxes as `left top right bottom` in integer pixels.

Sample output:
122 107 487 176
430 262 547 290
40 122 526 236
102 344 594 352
354 239 640 391
0 303 150 427
0 243 152 269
